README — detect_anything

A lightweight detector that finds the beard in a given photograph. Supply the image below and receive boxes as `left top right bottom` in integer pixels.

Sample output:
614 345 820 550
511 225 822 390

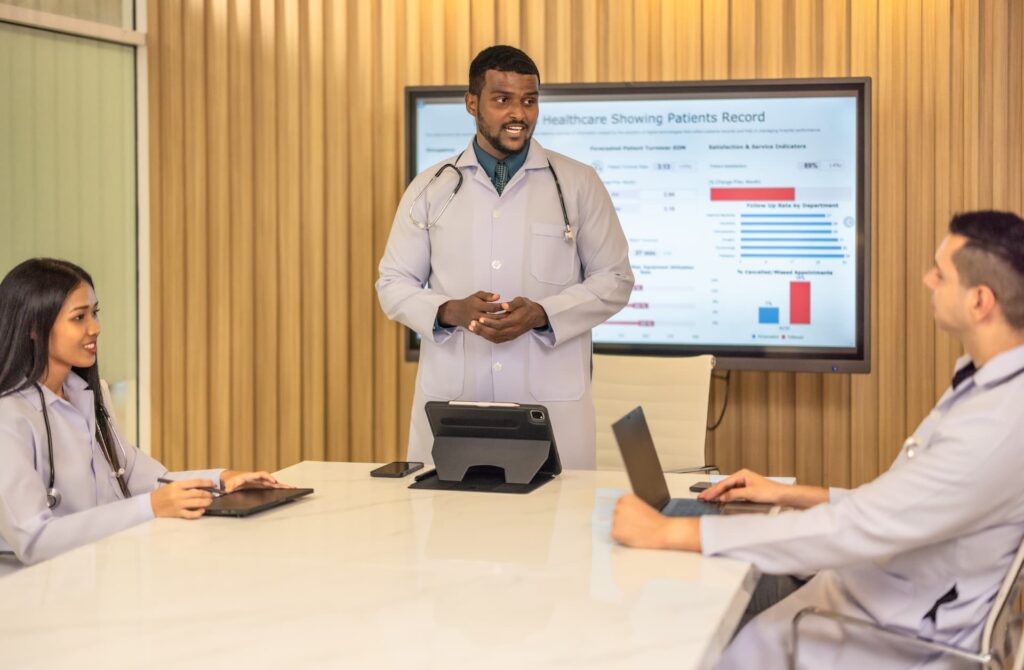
476 111 531 157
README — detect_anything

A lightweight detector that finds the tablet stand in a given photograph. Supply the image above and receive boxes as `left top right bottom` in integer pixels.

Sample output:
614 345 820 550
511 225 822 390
408 436 556 494
432 436 551 484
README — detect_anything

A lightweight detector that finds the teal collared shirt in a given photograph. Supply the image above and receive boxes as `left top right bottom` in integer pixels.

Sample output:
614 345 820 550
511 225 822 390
472 138 530 191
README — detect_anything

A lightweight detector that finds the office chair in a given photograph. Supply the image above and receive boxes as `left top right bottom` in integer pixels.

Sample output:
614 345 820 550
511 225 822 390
789 536 1024 669
592 353 717 473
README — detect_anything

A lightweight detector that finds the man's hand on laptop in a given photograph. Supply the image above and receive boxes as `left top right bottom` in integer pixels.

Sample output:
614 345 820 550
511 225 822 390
612 494 701 552
698 469 828 510
220 470 296 493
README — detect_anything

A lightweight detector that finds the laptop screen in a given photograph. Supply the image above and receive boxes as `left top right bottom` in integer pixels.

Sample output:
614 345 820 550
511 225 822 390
611 407 672 511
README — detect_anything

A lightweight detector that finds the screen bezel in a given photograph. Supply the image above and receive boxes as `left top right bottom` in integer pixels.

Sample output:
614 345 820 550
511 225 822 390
402 77 871 374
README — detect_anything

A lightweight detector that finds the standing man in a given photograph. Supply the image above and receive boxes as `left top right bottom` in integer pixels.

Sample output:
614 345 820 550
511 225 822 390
376 45 633 469
611 210 1024 668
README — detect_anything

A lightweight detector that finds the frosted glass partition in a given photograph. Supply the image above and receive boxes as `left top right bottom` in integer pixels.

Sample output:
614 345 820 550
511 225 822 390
0 0 131 30
0 20 137 441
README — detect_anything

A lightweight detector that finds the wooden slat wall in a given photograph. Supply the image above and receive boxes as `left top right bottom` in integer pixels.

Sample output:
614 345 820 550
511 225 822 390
147 0 1024 485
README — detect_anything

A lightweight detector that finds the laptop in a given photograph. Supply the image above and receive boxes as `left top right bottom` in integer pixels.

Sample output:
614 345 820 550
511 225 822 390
204 487 314 517
612 406 775 517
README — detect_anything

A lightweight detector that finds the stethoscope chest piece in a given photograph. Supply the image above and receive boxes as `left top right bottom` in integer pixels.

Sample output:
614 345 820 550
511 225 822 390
902 436 918 460
46 487 61 509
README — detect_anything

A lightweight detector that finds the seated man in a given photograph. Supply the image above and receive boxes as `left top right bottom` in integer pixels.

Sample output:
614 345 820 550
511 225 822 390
612 210 1024 669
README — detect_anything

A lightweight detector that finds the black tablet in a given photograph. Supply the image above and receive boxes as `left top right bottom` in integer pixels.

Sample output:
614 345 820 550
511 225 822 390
204 487 314 517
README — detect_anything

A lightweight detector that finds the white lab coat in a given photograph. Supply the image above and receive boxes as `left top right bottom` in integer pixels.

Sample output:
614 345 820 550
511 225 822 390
376 140 634 469
703 345 1024 669
0 372 223 573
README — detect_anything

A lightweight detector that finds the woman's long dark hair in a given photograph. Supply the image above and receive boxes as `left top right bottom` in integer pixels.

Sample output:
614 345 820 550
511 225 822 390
0 258 130 497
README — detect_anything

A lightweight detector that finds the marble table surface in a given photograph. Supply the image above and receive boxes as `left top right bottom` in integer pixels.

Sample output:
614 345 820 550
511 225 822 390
0 461 754 669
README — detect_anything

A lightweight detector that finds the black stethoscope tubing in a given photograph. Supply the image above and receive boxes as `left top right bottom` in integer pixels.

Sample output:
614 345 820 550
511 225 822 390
35 383 129 510
411 153 575 242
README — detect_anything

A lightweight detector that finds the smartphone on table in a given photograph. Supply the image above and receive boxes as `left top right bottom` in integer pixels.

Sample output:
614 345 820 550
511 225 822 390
370 461 424 478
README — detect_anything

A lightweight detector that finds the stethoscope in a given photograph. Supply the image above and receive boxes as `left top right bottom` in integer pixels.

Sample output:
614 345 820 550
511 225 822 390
899 363 1024 461
900 436 922 460
408 151 575 243
36 383 129 510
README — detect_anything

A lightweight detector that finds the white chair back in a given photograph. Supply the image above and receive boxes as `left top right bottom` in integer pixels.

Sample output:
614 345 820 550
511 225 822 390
592 354 714 471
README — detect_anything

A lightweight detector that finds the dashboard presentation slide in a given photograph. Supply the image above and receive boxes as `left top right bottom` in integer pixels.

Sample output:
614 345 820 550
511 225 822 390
414 94 860 351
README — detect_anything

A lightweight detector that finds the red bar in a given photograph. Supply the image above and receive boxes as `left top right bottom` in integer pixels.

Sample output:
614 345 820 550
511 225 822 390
710 187 795 201
790 281 811 324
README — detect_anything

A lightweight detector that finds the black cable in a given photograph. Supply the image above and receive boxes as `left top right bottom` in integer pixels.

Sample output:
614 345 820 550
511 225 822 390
706 370 731 432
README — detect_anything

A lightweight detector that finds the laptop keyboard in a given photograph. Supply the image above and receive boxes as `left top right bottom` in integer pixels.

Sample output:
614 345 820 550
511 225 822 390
662 498 723 517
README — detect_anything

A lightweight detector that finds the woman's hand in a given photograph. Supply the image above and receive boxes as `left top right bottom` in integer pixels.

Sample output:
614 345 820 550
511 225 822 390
611 494 701 551
219 470 293 493
150 479 215 519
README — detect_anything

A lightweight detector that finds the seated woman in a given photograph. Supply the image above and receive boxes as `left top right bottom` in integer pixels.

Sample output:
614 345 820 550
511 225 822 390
0 258 290 568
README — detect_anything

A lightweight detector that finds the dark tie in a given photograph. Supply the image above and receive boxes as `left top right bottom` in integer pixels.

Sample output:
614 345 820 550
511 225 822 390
951 361 977 389
494 161 509 195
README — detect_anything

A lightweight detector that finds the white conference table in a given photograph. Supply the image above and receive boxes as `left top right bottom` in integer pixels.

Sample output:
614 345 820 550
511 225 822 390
0 462 755 669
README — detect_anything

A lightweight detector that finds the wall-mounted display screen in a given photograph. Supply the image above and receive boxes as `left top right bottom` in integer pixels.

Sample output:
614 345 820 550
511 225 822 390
405 78 871 373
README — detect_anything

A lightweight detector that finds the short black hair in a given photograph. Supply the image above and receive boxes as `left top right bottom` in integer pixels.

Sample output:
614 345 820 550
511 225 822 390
949 210 1024 328
468 45 540 96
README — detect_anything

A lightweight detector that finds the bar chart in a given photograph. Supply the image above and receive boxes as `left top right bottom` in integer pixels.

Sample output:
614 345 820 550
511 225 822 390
739 214 844 259
790 281 811 324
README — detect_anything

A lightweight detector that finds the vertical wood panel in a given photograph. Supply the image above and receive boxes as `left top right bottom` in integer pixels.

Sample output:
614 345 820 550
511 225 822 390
521 0 545 73
445 0 471 83
183 0 209 470
347 0 376 462
375 0 401 463
849 0 879 487
904 0 934 442
876 0 908 467
206 0 231 468
578 0 597 81
1012 0 1024 216
253 0 280 470
299 0 326 462
147 0 1024 489
227 0 256 471
275 0 302 468
469 0 495 56
495 0 520 46
157 1 186 471
324 0 351 461
931 0 957 402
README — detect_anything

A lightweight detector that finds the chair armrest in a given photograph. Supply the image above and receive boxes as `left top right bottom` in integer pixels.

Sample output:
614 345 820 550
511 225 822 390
788 607 991 670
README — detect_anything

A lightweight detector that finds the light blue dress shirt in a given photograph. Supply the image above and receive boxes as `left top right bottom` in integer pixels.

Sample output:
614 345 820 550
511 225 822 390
0 372 223 569
472 137 530 187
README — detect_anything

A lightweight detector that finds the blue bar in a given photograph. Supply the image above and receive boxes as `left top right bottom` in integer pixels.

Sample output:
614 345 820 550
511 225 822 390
741 237 839 242
741 245 842 250
742 253 845 258
758 306 780 324
740 214 828 218
737 229 832 234
739 222 835 226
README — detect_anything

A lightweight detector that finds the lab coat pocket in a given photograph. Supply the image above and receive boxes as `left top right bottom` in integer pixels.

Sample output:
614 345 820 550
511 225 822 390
528 335 584 401
529 222 576 285
418 330 465 399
